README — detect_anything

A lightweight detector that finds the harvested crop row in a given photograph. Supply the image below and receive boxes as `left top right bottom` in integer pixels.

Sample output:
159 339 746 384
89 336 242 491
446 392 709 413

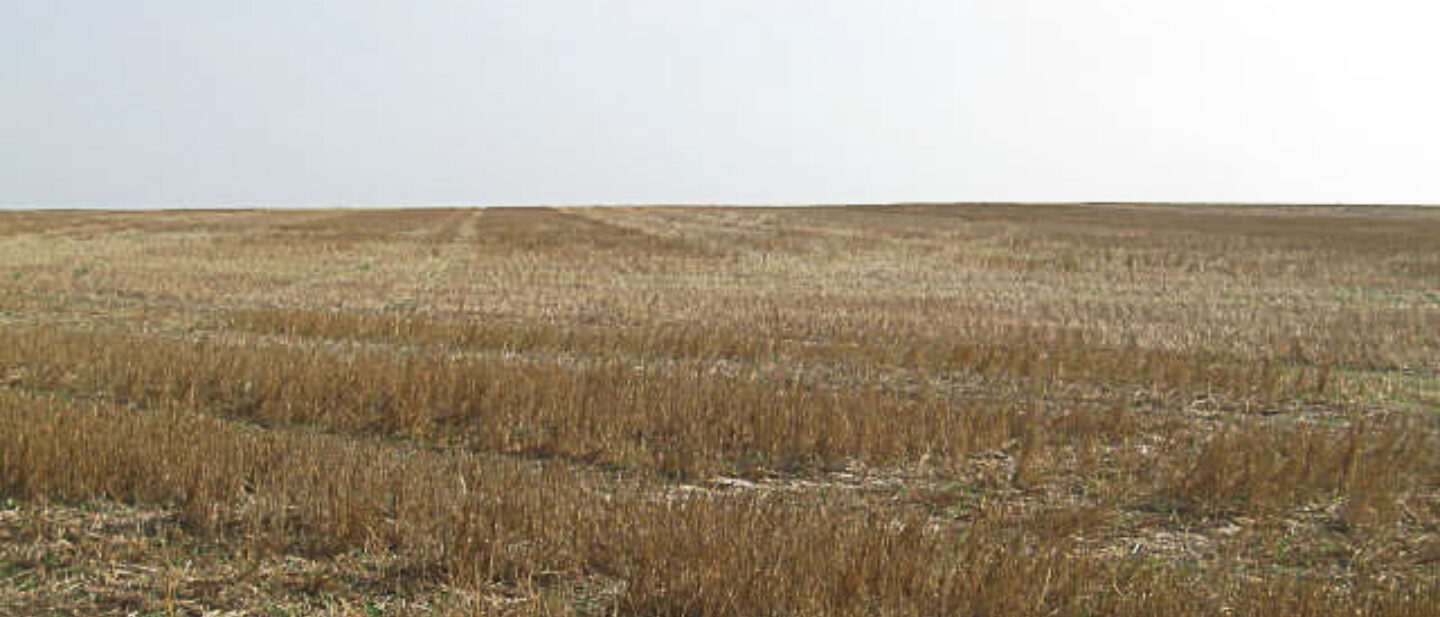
0 327 1024 476
224 305 1338 406
3 390 1436 616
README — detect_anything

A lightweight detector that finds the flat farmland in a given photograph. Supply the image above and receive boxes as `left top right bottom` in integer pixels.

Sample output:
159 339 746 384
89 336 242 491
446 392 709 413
1 204 1438 616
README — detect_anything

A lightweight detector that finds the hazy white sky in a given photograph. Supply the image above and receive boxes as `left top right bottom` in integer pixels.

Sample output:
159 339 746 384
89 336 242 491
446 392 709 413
3 1 1438 207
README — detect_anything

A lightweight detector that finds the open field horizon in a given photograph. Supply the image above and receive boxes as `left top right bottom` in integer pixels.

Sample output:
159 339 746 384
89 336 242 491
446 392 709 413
1 203 1438 615
4 201 1440 213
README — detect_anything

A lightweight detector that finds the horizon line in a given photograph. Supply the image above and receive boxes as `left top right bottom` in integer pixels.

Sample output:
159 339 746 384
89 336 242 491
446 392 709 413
2 200 1438 212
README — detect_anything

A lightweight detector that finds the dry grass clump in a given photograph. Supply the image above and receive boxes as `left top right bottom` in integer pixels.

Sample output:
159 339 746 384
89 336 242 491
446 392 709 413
0 388 618 582
227 304 1337 407
6 390 1438 617
226 306 791 363
0 392 1108 614
619 500 1102 617
0 326 1020 477
1156 416 1437 522
2 204 1438 615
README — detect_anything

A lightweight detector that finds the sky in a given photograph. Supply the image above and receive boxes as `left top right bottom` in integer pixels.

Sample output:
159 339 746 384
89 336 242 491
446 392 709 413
3 1 1438 208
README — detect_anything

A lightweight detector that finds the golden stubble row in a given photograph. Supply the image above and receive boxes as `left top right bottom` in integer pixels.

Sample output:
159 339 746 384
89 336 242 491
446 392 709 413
4 390 1437 616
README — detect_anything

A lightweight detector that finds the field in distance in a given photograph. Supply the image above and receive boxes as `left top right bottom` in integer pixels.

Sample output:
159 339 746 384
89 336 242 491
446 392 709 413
1 204 1438 616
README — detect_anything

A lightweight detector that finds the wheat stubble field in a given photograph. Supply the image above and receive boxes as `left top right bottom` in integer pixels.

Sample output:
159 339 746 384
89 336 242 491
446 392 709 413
0 204 1438 616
